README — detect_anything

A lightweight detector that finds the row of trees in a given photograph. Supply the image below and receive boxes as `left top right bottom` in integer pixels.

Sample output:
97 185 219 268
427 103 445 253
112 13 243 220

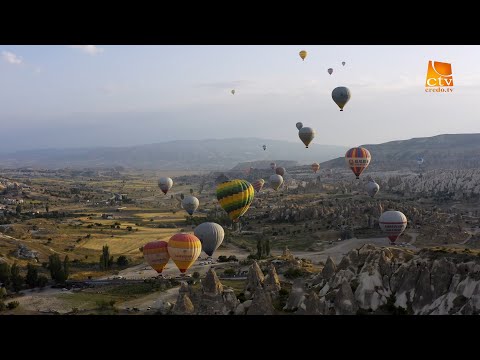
100 245 129 269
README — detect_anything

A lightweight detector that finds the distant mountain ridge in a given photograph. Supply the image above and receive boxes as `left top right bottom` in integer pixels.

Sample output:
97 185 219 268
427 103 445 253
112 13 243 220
321 134 480 171
0 138 348 170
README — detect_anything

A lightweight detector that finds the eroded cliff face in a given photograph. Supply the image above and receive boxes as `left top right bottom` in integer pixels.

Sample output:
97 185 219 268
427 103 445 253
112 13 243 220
287 245 480 315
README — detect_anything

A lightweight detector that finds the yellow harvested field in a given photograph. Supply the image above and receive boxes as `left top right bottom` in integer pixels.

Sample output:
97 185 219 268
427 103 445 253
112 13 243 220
76 228 181 254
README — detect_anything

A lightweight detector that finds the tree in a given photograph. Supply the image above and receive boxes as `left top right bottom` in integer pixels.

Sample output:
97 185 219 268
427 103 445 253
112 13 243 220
63 255 70 280
10 263 24 292
25 263 39 288
48 254 67 284
265 239 271 257
256 239 263 259
0 263 10 286
116 256 129 267
100 245 111 270
37 275 48 288
15 204 22 215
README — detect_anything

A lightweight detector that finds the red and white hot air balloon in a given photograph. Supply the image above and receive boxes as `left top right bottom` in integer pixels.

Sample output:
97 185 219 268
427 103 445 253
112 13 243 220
379 211 407 244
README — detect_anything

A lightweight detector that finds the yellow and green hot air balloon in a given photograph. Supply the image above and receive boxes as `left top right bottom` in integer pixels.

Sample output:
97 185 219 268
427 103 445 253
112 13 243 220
216 179 254 222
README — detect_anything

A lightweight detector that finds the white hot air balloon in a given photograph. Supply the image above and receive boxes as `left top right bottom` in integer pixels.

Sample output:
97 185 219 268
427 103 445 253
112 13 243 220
379 211 407 244
269 174 284 191
194 222 225 257
158 177 173 195
182 195 199 216
366 181 380 198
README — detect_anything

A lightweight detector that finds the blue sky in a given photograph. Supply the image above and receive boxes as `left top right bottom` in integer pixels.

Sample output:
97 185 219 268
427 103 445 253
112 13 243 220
0 45 479 152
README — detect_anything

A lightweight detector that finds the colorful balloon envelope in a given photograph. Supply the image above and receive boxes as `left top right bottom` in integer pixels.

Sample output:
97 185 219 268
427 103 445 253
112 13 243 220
379 211 407 243
299 50 307 61
345 147 371 179
252 179 265 193
311 162 320 173
194 222 225 257
216 179 254 222
143 240 170 274
158 177 173 195
167 233 202 273
269 174 284 191
275 167 286 177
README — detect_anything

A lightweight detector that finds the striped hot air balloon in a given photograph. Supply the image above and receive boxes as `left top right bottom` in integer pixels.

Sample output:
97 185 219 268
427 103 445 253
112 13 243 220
311 162 320 173
216 179 254 222
252 179 265 193
143 240 170 274
345 147 371 179
167 233 202 273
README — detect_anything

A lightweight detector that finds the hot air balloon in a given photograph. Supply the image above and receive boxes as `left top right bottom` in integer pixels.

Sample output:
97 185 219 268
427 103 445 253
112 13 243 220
269 174 283 191
416 157 424 165
143 240 170 274
366 180 380 198
299 50 307 61
167 233 202 273
328 68 333 75
379 211 407 244
194 222 225 257
275 167 286 176
231 89 235 95
342 61 346 66
332 86 351 111
345 147 371 179
158 177 173 195
252 179 265 193
216 179 254 222
311 162 320 173
270 162 276 170
296 122 303 130
263 145 267 151
299 127 316 148
182 195 199 215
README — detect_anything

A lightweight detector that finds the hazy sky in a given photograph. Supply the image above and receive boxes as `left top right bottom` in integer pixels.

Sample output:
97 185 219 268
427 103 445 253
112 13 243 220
1 45 479 152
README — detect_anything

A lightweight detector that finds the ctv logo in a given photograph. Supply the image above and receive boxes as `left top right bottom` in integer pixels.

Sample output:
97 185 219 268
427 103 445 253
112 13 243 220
425 60 454 93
